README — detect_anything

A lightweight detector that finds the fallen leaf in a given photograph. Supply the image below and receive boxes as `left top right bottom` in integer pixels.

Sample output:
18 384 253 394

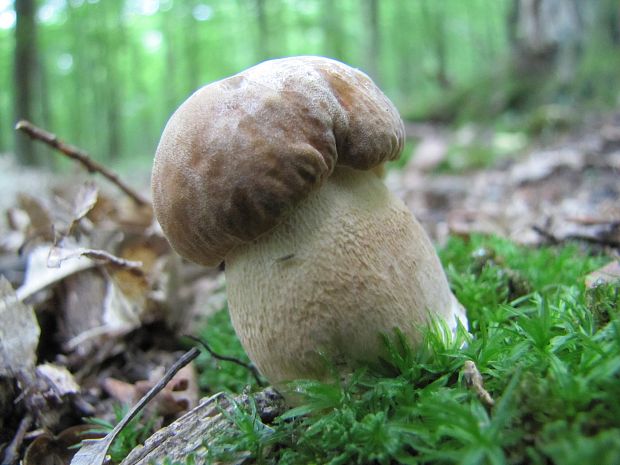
0 276 40 376
463 360 494 407
102 363 198 417
17 193 54 242
410 136 448 172
585 261 620 288
509 148 584 184
24 425 105 465
65 182 99 236
16 245 95 301
71 348 200 465
35 363 80 397
63 275 144 351
48 245 143 274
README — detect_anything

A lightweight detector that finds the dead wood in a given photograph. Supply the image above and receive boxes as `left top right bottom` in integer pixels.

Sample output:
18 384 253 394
463 361 495 407
71 347 200 465
15 120 149 207
119 388 285 465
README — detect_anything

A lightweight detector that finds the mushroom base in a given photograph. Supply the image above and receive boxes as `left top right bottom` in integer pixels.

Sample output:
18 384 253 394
225 167 466 388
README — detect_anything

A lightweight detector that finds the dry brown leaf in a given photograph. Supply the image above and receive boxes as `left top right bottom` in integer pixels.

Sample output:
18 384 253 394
0 276 40 376
102 363 198 417
17 193 54 242
410 136 448 172
509 148 585 184
48 245 143 273
35 363 80 397
24 425 104 465
65 181 99 236
585 261 620 288
71 348 200 465
16 245 95 301
463 360 495 407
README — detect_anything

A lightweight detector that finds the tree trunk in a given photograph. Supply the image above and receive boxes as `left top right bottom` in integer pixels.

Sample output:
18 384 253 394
322 0 345 61
254 0 270 60
184 1 201 92
14 0 38 165
508 0 584 82
420 0 451 90
363 0 380 83
104 0 124 161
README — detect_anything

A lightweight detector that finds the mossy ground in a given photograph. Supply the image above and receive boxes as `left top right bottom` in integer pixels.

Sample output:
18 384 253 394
192 235 619 465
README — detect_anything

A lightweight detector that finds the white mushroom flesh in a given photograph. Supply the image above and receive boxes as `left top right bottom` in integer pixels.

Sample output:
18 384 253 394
225 167 466 386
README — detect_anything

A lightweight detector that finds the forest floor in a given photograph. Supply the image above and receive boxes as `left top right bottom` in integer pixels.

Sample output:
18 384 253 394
0 112 619 465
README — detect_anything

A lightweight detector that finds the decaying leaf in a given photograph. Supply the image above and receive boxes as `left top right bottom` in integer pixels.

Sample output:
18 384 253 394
17 245 95 301
62 276 143 352
509 148 585 184
23 425 104 465
118 388 285 465
463 360 495 407
585 261 620 288
17 193 54 242
35 363 80 397
71 348 200 465
70 182 99 230
0 276 40 376
50 181 100 240
102 363 198 417
48 245 143 274
17 362 89 431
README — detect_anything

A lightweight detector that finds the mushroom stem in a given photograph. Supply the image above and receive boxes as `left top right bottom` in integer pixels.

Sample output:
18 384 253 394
225 167 465 387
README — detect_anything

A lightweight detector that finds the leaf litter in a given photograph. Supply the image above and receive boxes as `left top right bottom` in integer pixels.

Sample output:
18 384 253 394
0 113 619 464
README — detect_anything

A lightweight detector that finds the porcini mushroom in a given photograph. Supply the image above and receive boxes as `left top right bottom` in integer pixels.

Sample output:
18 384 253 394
152 56 466 388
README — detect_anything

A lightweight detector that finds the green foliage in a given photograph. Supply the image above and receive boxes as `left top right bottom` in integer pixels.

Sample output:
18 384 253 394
86 404 156 464
202 235 619 464
205 396 276 464
195 305 259 393
0 0 515 163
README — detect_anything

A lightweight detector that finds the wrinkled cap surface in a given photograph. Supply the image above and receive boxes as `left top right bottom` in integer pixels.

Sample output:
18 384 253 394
152 56 405 266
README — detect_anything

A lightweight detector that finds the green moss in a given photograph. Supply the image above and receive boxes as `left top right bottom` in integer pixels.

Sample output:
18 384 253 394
194 306 258 394
199 235 619 464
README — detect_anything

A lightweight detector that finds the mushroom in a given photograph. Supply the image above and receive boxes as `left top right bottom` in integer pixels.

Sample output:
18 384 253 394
152 56 467 389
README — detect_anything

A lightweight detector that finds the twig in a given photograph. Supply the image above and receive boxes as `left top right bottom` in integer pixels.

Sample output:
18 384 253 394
533 225 620 248
15 120 149 207
70 347 200 465
1 414 32 465
463 361 495 407
186 335 266 387
48 245 145 277
531 225 560 245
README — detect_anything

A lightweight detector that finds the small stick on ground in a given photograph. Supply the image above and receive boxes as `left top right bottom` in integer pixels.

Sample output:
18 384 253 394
1 414 32 465
15 120 149 207
70 347 200 465
533 224 620 248
463 360 495 407
186 335 266 387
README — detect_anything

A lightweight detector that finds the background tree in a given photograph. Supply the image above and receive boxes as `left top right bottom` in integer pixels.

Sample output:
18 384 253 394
0 0 618 167
13 0 38 165
508 0 584 84
362 0 380 82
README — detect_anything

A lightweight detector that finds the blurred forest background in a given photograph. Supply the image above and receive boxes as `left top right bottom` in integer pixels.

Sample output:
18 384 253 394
1 0 619 170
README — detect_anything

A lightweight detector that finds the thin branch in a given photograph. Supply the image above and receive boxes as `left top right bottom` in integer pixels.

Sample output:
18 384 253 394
15 120 149 207
1 414 32 465
533 225 620 248
71 347 200 465
48 245 145 277
186 335 266 387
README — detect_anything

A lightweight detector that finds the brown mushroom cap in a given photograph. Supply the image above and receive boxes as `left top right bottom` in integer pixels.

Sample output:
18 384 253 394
152 56 405 266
